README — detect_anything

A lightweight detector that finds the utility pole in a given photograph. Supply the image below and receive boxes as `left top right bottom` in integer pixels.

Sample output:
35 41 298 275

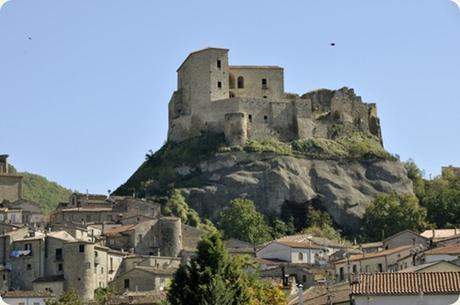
297 284 303 305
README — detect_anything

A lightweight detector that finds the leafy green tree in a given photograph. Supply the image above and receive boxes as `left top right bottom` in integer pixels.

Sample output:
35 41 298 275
404 159 425 198
220 198 271 245
306 207 333 228
163 189 200 227
272 218 288 239
167 231 250 305
301 225 342 241
46 290 83 305
422 172 460 228
363 193 429 241
94 285 117 305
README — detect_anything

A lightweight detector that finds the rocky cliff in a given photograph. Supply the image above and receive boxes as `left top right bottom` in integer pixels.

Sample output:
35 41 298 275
115 134 413 233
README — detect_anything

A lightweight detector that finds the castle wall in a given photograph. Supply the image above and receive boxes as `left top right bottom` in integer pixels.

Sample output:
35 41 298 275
224 113 247 146
228 67 284 99
158 218 181 257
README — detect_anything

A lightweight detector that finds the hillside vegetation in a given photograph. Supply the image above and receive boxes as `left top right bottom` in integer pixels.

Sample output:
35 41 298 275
115 132 395 197
8 165 72 214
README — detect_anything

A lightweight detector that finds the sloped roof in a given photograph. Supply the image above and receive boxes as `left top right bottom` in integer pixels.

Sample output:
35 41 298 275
399 261 460 273
47 231 78 242
104 224 137 236
424 244 460 256
289 283 350 305
3 291 53 298
277 234 344 248
335 245 415 264
351 272 460 295
275 241 323 250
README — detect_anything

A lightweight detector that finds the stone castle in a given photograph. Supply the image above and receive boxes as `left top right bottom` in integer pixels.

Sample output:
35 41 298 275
168 47 382 146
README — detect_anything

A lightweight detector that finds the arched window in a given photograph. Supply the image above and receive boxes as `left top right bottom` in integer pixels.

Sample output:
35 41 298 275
229 74 235 89
298 252 304 261
237 76 244 89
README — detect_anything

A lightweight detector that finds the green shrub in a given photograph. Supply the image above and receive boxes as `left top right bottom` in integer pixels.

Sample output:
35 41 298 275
243 137 291 155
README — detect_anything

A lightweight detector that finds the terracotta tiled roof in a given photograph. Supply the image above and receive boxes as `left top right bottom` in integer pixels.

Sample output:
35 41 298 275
3 290 53 298
351 272 460 295
424 244 460 256
289 283 350 305
335 245 415 264
104 224 136 236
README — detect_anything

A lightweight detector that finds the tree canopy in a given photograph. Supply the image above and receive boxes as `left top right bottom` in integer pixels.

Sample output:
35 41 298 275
219 198 271 245
363 192 429 241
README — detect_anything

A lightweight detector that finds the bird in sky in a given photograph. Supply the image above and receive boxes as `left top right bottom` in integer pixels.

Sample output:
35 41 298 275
452 0 460 10
0 0 9 10
330 43 336 47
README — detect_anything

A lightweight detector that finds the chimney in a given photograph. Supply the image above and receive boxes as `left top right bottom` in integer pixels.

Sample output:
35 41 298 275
0 155 9 174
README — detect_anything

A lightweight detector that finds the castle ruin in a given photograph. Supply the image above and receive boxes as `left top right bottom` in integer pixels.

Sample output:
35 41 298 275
168 48 382 146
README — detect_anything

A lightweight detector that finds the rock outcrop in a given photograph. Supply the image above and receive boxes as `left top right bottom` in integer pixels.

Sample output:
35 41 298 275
162 152 412 232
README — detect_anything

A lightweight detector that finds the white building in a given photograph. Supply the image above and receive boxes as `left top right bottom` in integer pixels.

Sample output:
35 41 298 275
351 272 460 305
256 241 326 265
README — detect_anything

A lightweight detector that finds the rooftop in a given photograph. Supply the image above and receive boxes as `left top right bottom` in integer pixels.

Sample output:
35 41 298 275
421 229 460 239
351 272 460 296
335 245 416 264
424 244 460 256
2 291 53 298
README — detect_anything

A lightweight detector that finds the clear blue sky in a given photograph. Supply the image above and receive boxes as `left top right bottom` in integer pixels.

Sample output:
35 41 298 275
1 0 459 193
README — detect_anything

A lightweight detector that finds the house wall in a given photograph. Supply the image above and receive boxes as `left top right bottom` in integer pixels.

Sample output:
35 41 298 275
290 248 324 264
0 175 22 203
425 254 459 263
33 281 64 297
353 294 460 305
9 239 45 290
383 232 429 249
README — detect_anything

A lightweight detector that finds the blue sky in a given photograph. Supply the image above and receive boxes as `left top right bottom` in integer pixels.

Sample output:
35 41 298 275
1 0 459 193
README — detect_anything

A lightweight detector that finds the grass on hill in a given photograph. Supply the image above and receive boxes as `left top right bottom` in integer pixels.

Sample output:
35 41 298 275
7 165 72 214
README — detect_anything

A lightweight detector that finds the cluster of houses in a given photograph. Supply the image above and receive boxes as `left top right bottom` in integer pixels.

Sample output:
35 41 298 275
1 154 460 305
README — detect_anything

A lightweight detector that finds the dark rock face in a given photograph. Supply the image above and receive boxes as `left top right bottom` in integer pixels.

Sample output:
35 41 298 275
174 152 413 232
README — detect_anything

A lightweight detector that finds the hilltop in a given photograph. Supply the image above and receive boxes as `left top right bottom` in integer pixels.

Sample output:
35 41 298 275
8 164 72 213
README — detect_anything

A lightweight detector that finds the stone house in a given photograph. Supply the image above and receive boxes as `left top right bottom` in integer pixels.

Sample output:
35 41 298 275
0 208 22 225
0 266 9 293
382 229 430 250
333 245 421 282
112 266 175 293
437 233 460 246
350 272 460 305
32 275 64 297
1 291 53 305
256 241 327 265
423 244 460 263
0 155 23 204
399 260 460 273
168 48 382 146
4 199 46 226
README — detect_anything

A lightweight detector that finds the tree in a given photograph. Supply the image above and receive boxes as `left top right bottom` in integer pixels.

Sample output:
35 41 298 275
306 207 333 228
163 189 201 227
363 193 429 241
422 172 460 228
404 159 425 198
167 231 250 305
219 198 271 245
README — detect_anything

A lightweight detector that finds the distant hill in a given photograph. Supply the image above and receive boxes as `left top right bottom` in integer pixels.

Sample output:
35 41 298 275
8 165 72 214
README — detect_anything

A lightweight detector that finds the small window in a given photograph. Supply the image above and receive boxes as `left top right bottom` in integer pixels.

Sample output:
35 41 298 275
217 81 222 89
264 115 268 121
378 263 383 272
58 264 63 271
352 265 357 273
237 76 244 89
79 245 85 253
302 275 307 283
24 243 32 251
2 274 5 280
101 267 104 274
217 60 221 68
298 252 304 261
95 251 98 257
263 96 267 98
262 78 267 89
138 234 142 243
248 114 252 122
124 279 130 289
55 248 63 260
27 264 32 270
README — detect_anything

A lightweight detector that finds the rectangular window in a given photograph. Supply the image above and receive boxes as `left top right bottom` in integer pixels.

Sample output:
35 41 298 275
138 234 142 243
352 265 357 273
217 81 222 89
101 267 104 274
217 60 221 68
55 248 63 260
248 114 252 122
27 264 32 270
95 251 98 257
378 263 383 272
124 279 130 289
58 264 63 271
79 245 85 253
262 78 268 89
24 243 32 251
263 115 268 121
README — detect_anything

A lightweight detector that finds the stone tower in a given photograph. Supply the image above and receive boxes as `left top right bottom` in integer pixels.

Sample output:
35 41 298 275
0 155 23 203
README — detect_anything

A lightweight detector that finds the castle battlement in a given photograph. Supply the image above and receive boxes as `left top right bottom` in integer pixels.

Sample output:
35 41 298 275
168 48 381 145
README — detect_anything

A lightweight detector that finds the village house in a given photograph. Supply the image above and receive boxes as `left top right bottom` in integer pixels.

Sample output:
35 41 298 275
290 282 351 305
423 243 460 263
421 228 460 243
0 155 23 204
333 245 422 282
382 229 430 250
350 272 460 305
399 260 460 273
257 240 327 265
1 291 53 305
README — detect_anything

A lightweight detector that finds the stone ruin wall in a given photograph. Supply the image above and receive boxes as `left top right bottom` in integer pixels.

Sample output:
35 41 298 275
168 87 382 146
